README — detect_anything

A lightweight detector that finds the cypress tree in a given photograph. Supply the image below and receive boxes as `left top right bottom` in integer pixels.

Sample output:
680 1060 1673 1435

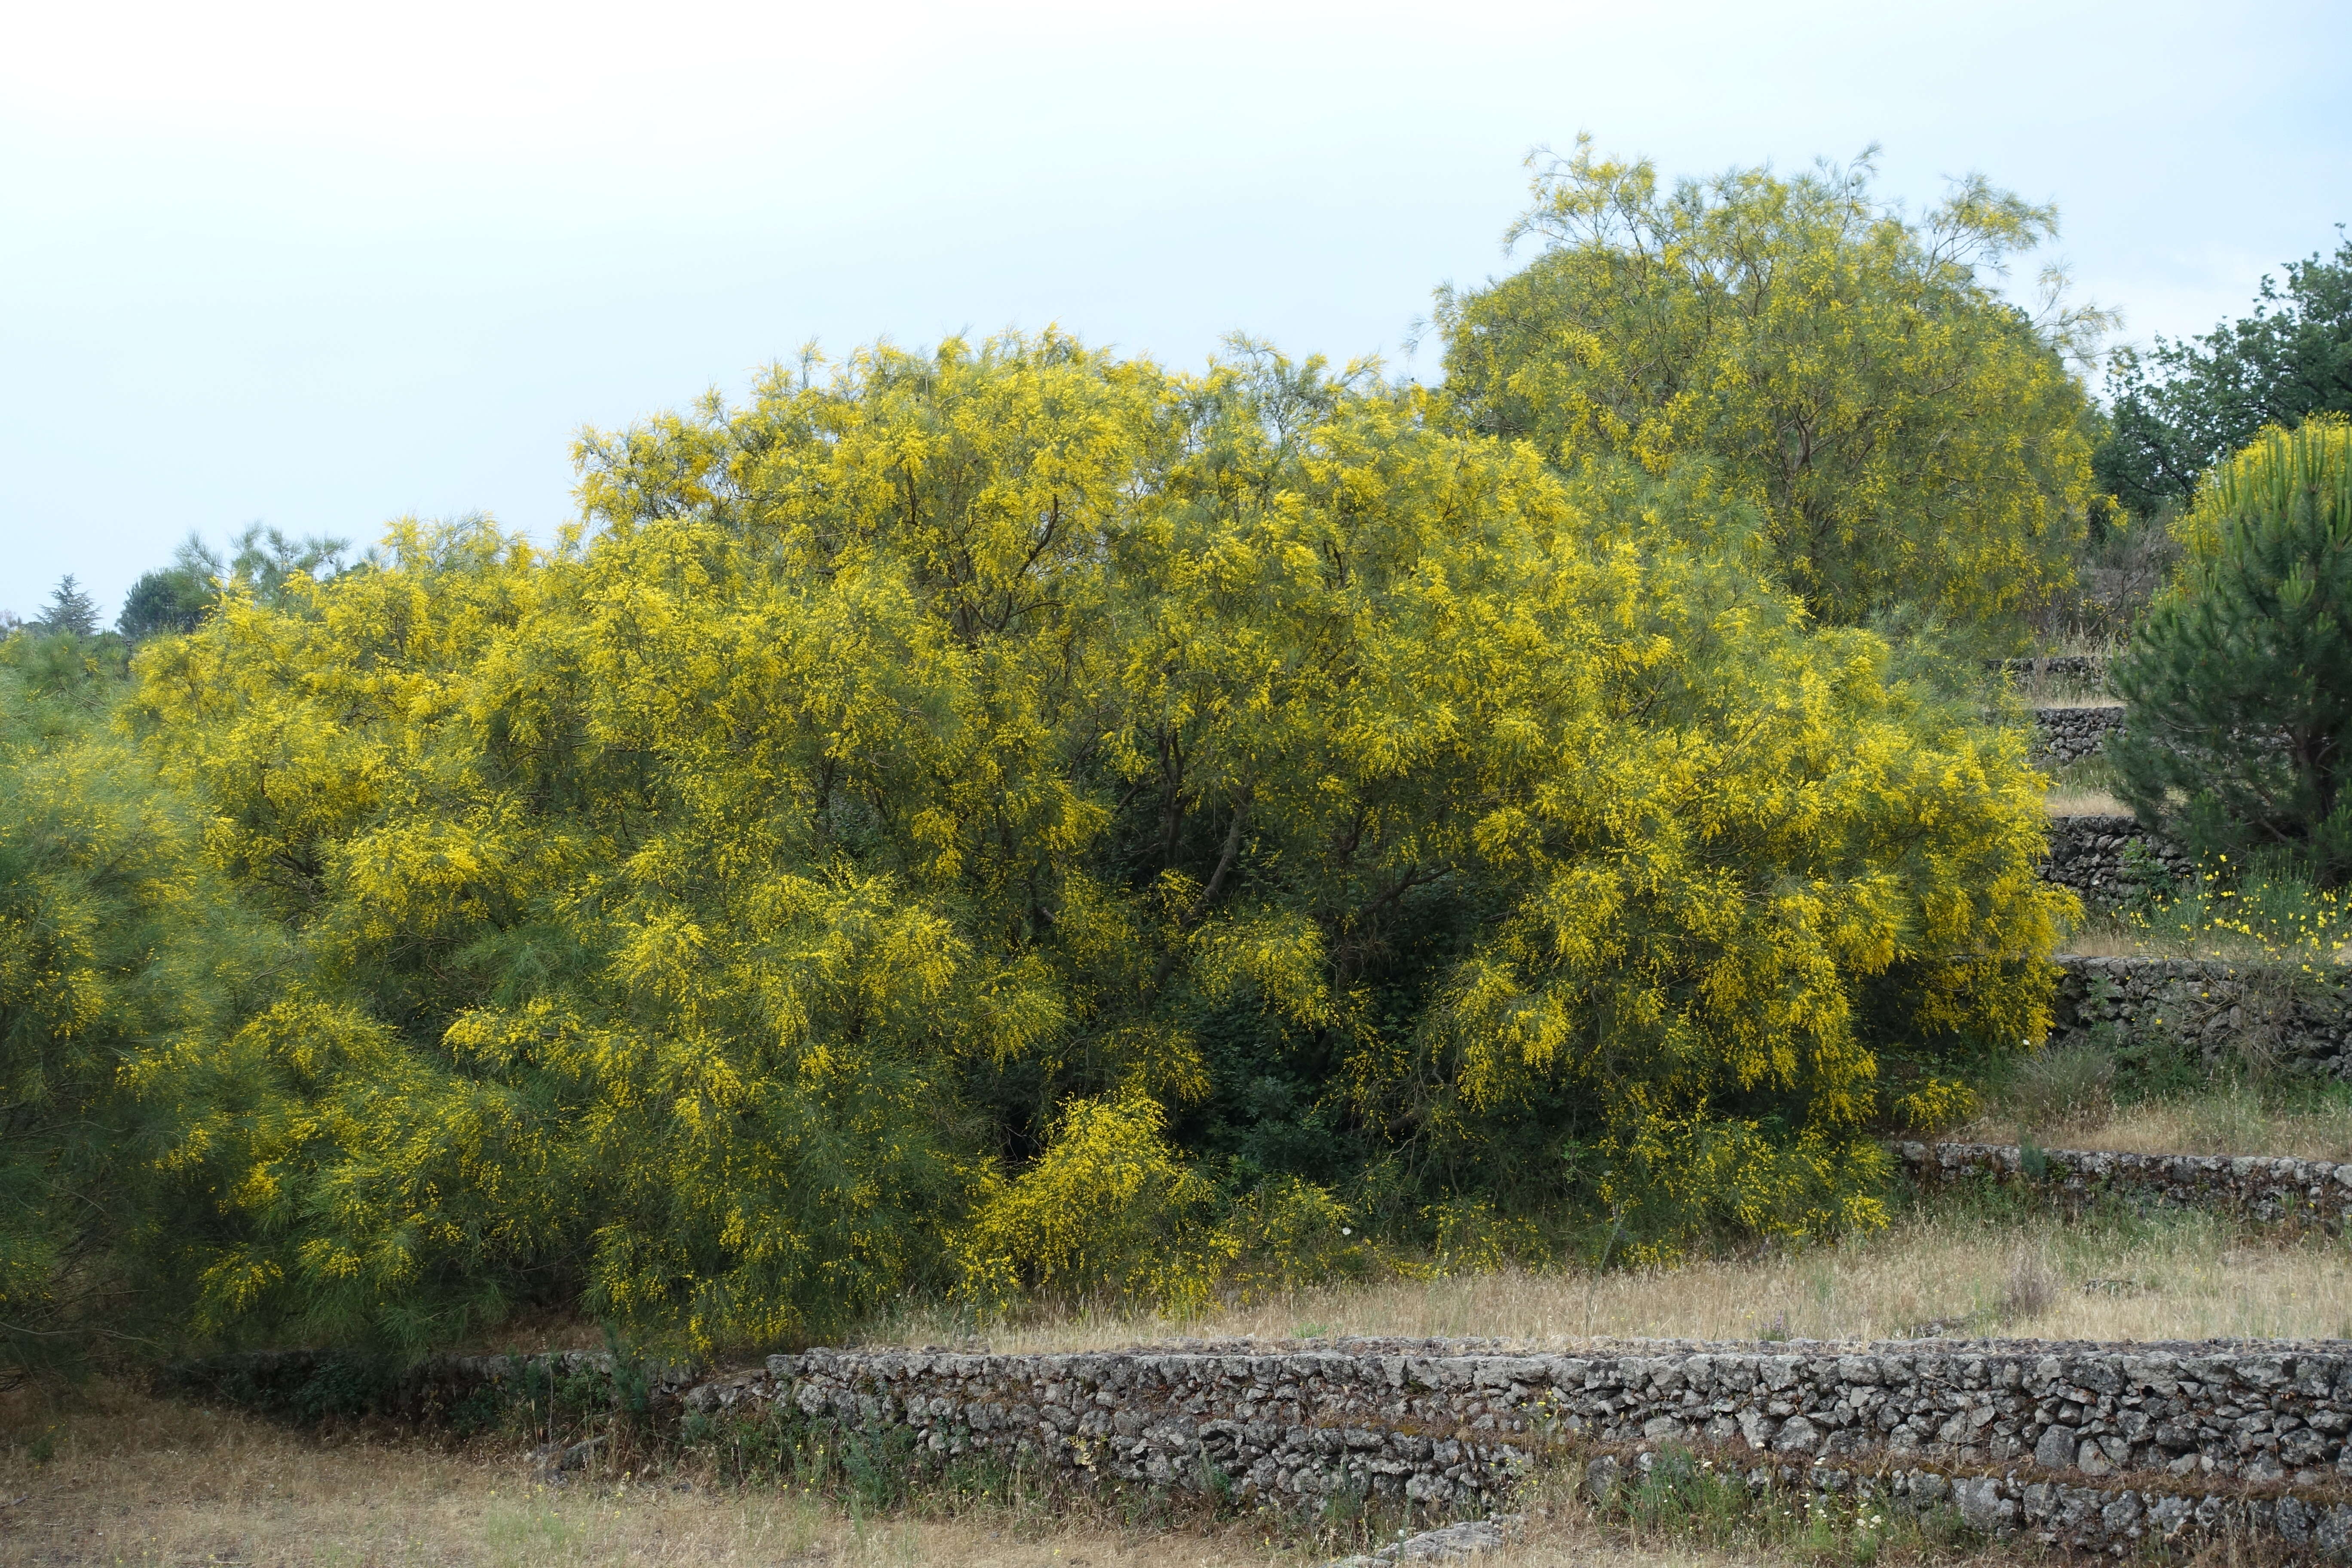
31 576 101 638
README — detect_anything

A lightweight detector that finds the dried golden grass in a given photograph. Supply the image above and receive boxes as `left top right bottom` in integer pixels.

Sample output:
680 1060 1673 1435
2006 665 2120 704
870 1209 2352 1354
2047 918 2349 962
1 1387 824 1567
2053 927 2166 959
1954 1089 2352 1164
2043 789 2132 818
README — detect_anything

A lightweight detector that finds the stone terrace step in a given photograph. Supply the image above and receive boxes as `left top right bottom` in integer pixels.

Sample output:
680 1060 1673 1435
2032 704 2126 765
2039 814 2188 906
704 1337 2352 1556
2051 955 2352 1077
174 1326 2352 1559
1900 1139 2352 1226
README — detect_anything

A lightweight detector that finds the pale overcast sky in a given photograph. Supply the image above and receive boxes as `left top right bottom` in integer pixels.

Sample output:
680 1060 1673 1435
4 0 2347 620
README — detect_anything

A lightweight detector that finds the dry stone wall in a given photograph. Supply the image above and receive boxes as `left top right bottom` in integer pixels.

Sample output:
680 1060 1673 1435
689 1343 1531 1508
175 1333 2352 1558
1587 1448 2352 1559
689 1338 2352 1557
1898 1140 2352 1227
2033 704 2128 765
2039 815 2190 906
2053 954 2352 1079
721 1339 2352 1491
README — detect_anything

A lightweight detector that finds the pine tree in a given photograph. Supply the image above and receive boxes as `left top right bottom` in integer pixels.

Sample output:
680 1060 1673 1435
32 575 101 638
2110 417 2352 884
116 537 225 640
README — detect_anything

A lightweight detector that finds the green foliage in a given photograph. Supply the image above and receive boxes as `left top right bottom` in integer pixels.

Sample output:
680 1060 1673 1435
108 331 2065 1346
116 526 355 643
161 1350 410 1424
1436 140 2102 639
2096 230 2352 518
0 630 273 1378
957 1090 1231 1311
117 537 224 641
219 523 354 605
2110 417 2352 885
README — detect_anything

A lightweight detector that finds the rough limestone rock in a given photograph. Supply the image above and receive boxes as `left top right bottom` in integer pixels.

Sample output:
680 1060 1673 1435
1326 1515 1517 1566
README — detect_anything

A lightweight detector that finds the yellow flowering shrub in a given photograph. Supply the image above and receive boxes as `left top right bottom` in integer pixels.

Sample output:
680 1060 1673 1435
956 1091 1230 1312
119 333 2070 1344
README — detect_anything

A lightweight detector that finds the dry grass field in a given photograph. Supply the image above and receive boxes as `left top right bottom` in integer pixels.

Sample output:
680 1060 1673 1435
9 1205 2333 1565
868 1205 2352 1354
1951 1088 2352 1164
2042 787 2132 817
14 1385 1292 1568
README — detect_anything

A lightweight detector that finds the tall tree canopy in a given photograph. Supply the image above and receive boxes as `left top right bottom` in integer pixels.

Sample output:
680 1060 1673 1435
118 334 2066 1349
2097 231 2352 518
1435 141 2102 640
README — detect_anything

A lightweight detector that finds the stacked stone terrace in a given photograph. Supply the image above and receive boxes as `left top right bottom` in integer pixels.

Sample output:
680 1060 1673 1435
718 1337 2352 1487
1901 1140 2352 1226
668 1336 2352 1556
2052 954 2351 1078
1997 653 2125 767
2039 815 2188 905
2032 704 2127 766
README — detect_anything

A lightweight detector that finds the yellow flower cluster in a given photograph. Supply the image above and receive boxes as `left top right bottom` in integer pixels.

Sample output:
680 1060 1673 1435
2125 860 2352 965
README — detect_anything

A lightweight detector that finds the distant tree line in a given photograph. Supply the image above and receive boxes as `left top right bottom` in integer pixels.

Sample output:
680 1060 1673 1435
2096 229 2352 519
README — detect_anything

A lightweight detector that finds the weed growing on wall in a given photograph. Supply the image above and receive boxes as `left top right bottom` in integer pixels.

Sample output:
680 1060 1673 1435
2117 852 2352 963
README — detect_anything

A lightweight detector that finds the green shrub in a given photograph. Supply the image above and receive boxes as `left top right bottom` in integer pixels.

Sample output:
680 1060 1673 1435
1436 141 2101 638
0 631 276 1378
